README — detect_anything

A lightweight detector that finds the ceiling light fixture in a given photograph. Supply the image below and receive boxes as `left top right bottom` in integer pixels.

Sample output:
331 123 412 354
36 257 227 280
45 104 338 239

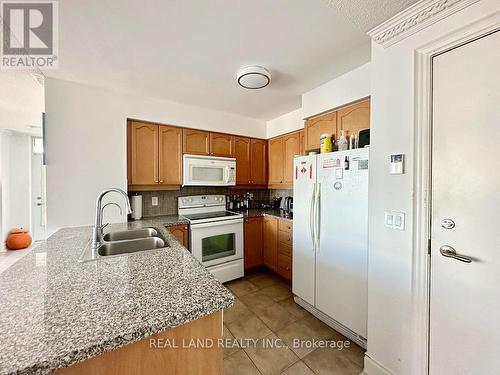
237 66 271 89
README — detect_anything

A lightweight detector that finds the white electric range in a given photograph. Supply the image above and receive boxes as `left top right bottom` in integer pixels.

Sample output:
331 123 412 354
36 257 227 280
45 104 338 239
178 195 243 283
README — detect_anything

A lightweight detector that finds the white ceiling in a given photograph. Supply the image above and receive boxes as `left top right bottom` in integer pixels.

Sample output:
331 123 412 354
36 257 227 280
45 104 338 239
44 0 417 121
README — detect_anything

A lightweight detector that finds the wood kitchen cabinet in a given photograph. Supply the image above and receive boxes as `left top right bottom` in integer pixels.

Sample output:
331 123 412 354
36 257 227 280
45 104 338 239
337 98 370 137
304 111 337 151
263 216 278 271
167 224 189 248
277 220 292 280
268 130 301 189
128 121 159 185
250 139 267 185
128 121 182 190
234 137 251 185
282 132 300 185
268 137 284 186
234 137 267 187
210 133 234 157
244 217 263 270
299 130 305 156
183 129 210 155
159 126 183 185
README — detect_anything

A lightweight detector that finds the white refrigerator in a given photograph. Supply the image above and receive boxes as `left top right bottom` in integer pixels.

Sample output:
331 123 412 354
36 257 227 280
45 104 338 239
292 148 369 346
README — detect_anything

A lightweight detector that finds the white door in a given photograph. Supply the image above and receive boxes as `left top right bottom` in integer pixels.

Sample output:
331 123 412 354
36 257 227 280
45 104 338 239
430 31 500 374
31 140 46 241
316 149 369 338
292 155 317 306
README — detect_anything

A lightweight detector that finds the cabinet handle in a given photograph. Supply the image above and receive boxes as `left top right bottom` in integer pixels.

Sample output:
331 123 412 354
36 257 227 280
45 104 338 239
154 180 159 183
159 180 164 183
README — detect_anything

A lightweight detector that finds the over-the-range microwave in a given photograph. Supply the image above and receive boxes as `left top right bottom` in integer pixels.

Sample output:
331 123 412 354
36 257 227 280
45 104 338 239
183 154 236 186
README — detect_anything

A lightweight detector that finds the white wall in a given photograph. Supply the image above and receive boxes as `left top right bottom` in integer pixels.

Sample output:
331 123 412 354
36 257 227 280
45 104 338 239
0 131 32 247
44 79 266 234
302 62 371 119
266 62 371 138
266 108 303 138
365 1 500 374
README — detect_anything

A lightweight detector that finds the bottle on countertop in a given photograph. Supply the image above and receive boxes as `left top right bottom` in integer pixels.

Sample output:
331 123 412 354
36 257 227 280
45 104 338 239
344 156 350 170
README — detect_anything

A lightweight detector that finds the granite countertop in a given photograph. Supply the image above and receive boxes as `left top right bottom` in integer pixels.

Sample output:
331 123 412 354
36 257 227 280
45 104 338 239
242 208 293 222
0 215 234 375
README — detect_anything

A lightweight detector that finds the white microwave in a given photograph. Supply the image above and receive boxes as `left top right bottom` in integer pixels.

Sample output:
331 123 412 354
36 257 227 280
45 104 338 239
183 154 236 186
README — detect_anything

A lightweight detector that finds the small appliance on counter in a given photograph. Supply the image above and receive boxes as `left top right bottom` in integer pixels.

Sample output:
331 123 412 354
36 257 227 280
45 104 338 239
272 197 282 209
359 129 370 148
280 196 293 215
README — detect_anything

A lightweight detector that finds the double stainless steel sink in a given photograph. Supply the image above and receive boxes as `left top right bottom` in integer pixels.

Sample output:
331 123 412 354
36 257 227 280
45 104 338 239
79 227 168 261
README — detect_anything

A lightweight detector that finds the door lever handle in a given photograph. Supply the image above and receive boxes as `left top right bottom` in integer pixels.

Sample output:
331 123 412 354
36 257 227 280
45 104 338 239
439 245 472 263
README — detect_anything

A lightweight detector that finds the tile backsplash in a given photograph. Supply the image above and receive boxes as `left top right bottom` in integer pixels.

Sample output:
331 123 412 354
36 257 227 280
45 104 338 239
131 187 293 218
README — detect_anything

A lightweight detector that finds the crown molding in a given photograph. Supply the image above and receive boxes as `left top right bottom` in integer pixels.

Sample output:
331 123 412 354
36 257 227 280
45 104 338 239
367 0 481 47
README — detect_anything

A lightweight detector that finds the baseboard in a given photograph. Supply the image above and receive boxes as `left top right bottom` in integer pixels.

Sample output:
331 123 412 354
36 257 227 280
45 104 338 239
293 296 367 349
363 355 395 375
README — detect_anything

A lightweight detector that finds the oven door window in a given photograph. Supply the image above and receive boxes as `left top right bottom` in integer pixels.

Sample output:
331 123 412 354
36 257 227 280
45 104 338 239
201 233 236 262
191 166 224 183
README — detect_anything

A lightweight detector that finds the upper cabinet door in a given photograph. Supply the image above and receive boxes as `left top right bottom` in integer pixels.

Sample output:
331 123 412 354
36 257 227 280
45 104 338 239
159 125 182 185
234 137 251 185
299 130 305 156
128 121 158 185
250 139 267 185
337 98 370 137
210 133 234 157
304 111 337 151
183 129 210 155
283 132 300 185
268 137 284 185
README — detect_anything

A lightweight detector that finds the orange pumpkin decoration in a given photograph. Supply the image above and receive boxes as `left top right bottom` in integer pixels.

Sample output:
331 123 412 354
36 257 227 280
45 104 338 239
6 228 32 250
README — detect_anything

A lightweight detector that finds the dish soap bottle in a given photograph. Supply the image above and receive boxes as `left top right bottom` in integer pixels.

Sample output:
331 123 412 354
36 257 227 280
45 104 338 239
337 130 348 151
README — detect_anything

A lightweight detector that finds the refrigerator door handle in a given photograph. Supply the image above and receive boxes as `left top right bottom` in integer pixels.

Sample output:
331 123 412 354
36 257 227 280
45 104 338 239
309 183 316 250
314 183 321 252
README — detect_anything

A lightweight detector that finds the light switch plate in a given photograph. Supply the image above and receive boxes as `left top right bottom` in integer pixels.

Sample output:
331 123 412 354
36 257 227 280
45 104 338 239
152 197 158 206
385 211 405 230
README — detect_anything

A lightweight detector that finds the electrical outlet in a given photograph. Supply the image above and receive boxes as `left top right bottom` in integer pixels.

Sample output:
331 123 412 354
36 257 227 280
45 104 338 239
152 197 158 206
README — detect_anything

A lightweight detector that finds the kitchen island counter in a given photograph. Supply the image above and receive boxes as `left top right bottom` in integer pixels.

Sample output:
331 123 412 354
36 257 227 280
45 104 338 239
0 218 234 375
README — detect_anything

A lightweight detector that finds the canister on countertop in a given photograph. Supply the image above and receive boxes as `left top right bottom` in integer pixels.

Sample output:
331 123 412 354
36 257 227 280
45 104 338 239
320 133 333 153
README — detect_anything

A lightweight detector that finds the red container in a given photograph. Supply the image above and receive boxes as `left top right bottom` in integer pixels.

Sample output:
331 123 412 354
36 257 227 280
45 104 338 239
6 228 32 250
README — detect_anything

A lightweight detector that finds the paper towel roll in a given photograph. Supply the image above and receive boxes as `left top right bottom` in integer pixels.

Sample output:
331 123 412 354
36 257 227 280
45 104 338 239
131 195 142 220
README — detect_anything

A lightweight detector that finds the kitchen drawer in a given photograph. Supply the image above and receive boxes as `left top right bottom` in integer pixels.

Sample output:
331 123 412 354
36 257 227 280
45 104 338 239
277 253 292 280
278 230 292 246
278 242 292 257
278 219 292 233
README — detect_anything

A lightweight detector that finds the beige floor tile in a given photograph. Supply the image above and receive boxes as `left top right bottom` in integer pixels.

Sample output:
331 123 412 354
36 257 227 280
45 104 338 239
281 361 315 375
244 333 299 375
278 297 309 319
224 298 254 324
226 279 259 297
223 350 261 375
275 315 339 358
240 290 276 311
245 272 285 289
223 325 240 358
302 346 363 375
227 313 272 340
250 301 299 332
259 284 292 302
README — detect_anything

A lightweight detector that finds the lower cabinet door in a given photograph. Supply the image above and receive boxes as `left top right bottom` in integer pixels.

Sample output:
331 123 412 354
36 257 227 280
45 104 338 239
263 216 278 271
244 217 263 270
167 224 189 248
277 253 292 280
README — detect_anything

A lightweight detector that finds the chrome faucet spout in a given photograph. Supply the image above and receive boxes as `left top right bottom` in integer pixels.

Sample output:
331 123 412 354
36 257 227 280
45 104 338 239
91 188 131 251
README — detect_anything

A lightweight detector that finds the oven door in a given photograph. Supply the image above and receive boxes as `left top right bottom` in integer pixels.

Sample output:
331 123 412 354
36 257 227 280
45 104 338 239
190 218 243 267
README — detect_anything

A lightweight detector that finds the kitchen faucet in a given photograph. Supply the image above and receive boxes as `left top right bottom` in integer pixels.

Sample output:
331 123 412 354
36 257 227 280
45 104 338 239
91 188 132 250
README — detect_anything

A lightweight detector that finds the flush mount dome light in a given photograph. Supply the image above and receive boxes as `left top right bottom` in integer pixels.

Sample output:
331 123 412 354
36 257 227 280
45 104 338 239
237 66 271 89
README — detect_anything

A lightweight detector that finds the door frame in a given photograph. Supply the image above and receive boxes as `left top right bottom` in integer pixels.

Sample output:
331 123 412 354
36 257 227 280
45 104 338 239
412 12 500 375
